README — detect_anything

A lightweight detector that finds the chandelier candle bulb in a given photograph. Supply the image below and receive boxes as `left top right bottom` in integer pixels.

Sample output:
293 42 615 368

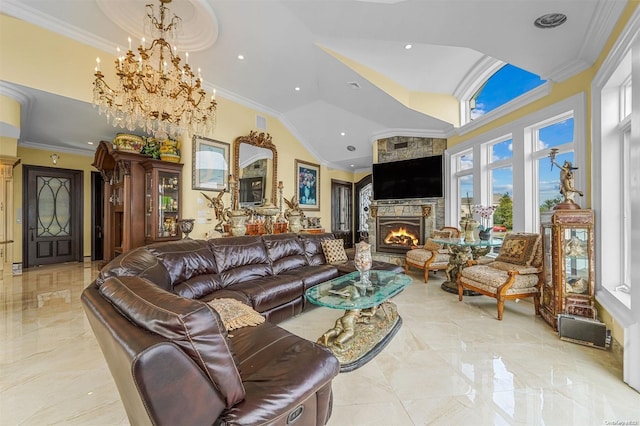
95 57 100 71
186 52 189 65
128 37 132 51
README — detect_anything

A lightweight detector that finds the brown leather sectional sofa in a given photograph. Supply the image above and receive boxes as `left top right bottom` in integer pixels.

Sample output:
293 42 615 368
82 232 403 425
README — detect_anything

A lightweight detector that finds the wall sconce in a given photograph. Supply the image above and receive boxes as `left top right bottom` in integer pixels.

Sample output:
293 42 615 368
50 154 60 165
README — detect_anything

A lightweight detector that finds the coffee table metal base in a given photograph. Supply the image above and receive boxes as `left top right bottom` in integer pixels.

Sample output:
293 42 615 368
317 301 401 372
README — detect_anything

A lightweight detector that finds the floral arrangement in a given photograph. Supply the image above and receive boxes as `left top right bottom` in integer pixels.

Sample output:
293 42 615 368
472 204 496 230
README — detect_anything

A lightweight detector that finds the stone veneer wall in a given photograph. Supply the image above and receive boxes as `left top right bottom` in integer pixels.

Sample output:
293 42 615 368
370 136 447 265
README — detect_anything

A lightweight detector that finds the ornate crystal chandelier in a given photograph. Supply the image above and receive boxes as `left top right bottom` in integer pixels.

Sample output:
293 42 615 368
92 0 216 141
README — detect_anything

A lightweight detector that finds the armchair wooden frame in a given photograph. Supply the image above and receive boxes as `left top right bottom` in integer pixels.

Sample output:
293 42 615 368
405 226 460 283
456 263 543 320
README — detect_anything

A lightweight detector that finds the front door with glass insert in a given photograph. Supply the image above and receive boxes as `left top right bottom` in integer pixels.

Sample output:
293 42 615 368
24 166 83 267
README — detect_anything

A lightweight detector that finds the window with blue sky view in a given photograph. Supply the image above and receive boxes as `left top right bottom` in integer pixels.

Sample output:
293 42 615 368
470 64 546 119
461 63 573 214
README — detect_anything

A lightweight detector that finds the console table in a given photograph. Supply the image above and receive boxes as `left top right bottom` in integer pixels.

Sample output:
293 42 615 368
305 270 411 372
430 237 502 296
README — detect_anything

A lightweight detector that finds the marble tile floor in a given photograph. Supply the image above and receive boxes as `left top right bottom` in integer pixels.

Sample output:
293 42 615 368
1 261 639 425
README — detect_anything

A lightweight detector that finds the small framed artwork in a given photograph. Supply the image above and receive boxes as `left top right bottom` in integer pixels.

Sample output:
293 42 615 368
295 159 320 211
192 136 230 191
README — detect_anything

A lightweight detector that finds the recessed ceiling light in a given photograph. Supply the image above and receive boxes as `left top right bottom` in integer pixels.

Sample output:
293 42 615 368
350 164 355 168
87 141 94 145
294 87 300 91
341 132 346 136
534 13 567 29
347 145 356 151
404 44 412 50
237 54 245 60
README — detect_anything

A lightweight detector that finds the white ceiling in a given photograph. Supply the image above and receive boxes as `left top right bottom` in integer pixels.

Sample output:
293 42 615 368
0 0 627 171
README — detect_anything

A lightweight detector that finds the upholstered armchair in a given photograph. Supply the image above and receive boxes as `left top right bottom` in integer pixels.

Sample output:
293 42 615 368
457 232 543 320
405 227 460 283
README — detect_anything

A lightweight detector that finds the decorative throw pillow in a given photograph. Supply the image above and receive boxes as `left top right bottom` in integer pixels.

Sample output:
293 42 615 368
321 239 348 264
207 298 265 331
495 233 541 266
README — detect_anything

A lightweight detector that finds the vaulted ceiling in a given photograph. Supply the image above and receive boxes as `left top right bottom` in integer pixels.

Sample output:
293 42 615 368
0 0 627 170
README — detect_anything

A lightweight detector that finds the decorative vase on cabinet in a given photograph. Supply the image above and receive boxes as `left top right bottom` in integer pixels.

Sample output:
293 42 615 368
540 209 595 330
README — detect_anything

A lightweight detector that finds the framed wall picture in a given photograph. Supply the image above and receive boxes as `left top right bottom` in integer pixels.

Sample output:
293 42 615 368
295 159 320 211
192 136 230 191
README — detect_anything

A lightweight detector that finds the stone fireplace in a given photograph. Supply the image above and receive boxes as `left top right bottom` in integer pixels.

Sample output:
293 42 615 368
367 201 437 261
376 216 423 254
365 135 447 265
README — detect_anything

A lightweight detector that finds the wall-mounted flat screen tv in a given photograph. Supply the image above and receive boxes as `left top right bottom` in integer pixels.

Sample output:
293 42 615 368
372 155 443 200
239 176 265 207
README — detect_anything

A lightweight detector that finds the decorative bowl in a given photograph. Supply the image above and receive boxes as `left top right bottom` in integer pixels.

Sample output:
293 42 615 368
113 133 144 153
160 153 181 163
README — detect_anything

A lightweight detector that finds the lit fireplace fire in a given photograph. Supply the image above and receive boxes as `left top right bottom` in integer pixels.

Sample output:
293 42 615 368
384 227 418 247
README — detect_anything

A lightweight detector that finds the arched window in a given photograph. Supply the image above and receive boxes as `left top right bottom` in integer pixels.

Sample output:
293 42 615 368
470 64 546 120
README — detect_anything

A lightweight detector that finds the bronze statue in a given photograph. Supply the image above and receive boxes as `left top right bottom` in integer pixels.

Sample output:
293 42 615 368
201 190 226 232
283 194 305 221
549 149 583 208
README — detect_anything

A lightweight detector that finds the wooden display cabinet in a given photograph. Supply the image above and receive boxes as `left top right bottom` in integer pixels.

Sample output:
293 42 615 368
141 159 183 243
540 209 595 330
93 141 148 261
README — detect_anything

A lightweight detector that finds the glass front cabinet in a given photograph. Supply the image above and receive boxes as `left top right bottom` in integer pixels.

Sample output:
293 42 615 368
540 209 595 330
141 159 183 243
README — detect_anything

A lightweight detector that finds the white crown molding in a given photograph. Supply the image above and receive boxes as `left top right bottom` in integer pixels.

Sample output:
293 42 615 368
456 82 552 136
0 1 117 54
0 81 32 140
593 6 640 88
19 140 94 157
578 0 629 65
369 127 450 143
542 58 592 83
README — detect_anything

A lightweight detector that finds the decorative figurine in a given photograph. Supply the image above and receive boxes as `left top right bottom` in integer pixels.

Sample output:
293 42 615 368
549 148 583 209
201 190 226 232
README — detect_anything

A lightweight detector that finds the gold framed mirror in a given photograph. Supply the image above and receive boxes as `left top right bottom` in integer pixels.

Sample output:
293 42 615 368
233 131 278 208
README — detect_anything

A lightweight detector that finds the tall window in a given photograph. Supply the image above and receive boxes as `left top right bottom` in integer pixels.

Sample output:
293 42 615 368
596 49 633 309
533 117 576 216
488 138 513 232
455 151 474 220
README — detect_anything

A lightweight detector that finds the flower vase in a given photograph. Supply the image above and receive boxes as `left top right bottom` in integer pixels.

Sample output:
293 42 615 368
460 218 479 242
354 240 372 286
479 228 492 241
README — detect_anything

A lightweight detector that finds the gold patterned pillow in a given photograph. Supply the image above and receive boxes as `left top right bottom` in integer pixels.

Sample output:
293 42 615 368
495 233 541 266
321 239 348 264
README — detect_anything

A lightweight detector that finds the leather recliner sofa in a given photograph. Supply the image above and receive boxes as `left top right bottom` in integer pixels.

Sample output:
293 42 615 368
82 232 403 425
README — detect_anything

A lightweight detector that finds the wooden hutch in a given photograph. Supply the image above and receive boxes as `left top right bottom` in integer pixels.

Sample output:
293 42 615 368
93 141 182 262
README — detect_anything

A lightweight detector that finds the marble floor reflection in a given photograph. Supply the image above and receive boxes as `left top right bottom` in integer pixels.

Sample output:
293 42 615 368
1 261 638 425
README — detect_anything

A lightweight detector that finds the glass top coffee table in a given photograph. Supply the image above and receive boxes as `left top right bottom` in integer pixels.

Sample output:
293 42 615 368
305 270 412 372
